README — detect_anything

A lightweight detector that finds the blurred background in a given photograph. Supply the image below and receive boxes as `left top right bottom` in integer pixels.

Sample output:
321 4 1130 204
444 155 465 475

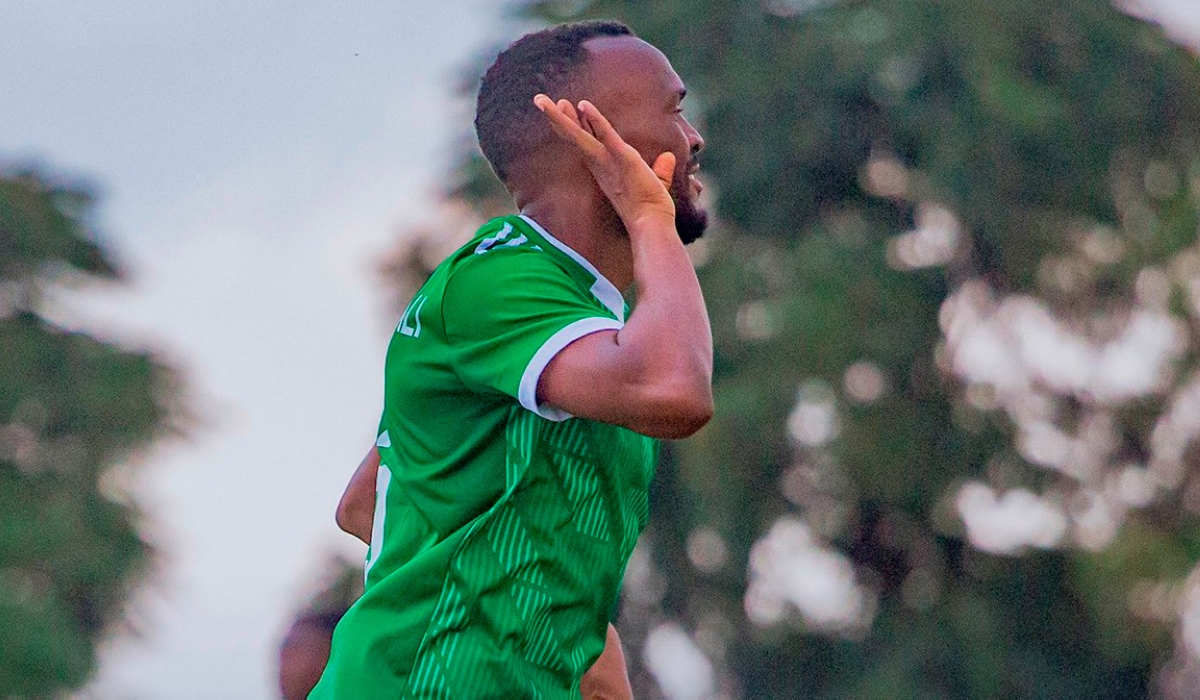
6 1 1200 698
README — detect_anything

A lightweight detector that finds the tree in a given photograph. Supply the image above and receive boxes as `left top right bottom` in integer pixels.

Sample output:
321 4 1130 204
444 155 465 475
0 165 184 697
392 1 1200 696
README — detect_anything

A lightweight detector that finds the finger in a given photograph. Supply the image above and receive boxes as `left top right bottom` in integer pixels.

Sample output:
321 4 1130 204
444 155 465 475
557 99 581 127
534 94 602 156
533 94 576 130
558 99 598 141
576 100 624 151
568 99 598 139
651 152 676 190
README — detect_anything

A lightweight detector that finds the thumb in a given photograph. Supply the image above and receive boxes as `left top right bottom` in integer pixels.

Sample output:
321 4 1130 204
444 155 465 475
650 152 676 190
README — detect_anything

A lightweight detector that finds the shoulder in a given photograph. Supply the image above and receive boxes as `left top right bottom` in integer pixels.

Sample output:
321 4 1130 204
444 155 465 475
442 219 571 293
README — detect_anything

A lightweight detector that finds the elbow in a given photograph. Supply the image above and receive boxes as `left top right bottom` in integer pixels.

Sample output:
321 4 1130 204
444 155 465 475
670 390 714 438
642 384 713 439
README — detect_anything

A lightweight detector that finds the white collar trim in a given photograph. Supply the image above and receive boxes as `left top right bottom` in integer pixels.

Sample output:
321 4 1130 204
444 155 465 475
518 214 625 322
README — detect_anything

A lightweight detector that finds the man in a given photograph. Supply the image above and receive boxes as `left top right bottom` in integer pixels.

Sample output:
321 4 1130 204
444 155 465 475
309 20 711 699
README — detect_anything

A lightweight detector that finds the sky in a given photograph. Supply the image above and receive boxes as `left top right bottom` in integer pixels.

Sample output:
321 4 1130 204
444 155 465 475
2 2 512 698
4 2 1200 700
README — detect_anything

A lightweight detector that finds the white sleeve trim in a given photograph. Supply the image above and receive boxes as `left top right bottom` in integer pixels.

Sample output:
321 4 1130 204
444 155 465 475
518 316 624 422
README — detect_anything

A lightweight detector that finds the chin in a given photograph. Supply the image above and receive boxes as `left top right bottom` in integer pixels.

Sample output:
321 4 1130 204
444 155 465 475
672 181 708 245
676 205 708 245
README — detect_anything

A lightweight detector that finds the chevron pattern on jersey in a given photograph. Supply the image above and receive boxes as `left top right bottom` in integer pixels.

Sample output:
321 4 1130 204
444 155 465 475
620 487 649 554
540 418 615 542
485 507 564 669
403 408 655 699
406 578 459 699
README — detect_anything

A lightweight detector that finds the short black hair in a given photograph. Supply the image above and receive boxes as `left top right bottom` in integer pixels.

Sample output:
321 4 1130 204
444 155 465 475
475 20 634 184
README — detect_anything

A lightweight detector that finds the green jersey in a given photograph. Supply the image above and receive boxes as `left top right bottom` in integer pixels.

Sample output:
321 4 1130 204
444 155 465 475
310 215 659 700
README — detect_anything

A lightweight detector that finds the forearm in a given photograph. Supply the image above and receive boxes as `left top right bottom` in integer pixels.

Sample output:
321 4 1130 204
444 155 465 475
536 216 714 439
336 447 379 544
615 217 713 430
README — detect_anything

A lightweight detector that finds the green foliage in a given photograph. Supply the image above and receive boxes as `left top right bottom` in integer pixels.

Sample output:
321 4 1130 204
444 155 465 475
0 167 181 697
426 0 1200 696
0 172 115 286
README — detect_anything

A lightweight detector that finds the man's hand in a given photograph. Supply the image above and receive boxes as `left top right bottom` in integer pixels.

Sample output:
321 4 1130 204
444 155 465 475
580 624 634 700
534 94 676 231
336 447 379 544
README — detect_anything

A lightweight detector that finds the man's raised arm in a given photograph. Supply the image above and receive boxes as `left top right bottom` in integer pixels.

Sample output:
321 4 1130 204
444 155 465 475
534 96 713 439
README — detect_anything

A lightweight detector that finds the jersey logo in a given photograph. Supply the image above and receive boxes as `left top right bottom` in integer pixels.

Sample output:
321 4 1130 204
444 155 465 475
474 222 528 255
396 293 428 338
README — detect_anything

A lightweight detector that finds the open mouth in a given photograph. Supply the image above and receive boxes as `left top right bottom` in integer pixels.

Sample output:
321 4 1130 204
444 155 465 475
687 164 703 195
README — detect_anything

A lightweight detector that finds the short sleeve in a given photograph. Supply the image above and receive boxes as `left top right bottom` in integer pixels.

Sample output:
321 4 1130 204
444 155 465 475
442 246 623 421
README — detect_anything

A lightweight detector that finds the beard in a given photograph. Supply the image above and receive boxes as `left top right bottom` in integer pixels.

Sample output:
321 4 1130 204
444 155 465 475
670 168 708 245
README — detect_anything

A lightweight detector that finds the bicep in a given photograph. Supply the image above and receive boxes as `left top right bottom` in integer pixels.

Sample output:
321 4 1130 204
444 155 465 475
536 330 626 422
537 329 704 438
444 252 623 415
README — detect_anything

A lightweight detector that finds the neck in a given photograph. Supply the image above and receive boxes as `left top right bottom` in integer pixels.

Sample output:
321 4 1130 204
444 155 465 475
517 180 635 291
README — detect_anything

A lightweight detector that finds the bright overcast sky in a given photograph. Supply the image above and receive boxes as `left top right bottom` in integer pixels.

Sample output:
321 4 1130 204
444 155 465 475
2 2 513 698
2 2 1199 700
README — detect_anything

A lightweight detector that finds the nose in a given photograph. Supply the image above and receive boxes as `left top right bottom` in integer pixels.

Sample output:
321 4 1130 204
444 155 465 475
684 118 705 157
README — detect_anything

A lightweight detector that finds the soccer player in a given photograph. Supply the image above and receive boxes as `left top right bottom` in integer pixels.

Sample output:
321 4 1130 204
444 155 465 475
309 20 712 699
